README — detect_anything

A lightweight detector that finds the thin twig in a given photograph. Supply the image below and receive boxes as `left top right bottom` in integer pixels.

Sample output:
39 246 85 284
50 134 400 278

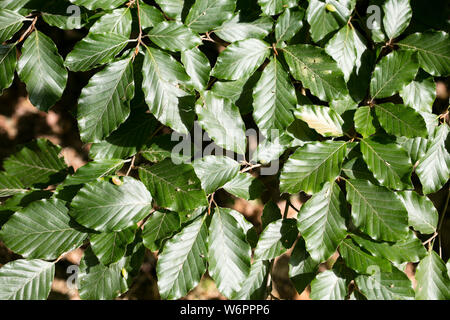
240 163 262 173
18 16 38 43
422 232 438 247
208 192 215 215
126 155 136 176
133 0 143 58
287 199 299 213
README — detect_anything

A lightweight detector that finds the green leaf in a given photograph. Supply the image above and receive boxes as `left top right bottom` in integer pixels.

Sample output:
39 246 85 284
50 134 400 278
253 218 298 261
0 198 87 260
148 21 202 52
261 200 282 229
253 57 296 139
89 7 132 37
78 242 143 300
192 155 240 194
310 269 348 300
77 54 134 143
185 0 236 33
360 137 413 190
258 0 296 15
231 260 270 300
400 78 436 113
0 9 26 42
251 134 290 164
283 44 348 101
354 106 376 138
139 1 165 29
415 251 450 300
196 91 247 155
210 70 261 109
382 0 412 40
339 238 392 274
3 139 67 187
341 151 378 183
214 15 273 43
355 266 415 300
141 134 192 164
289 238 319 294
396 136 428 165
0 173 26 197
142 211 180 251
154 0 183 19
306 0 341 43
293 105 344 137
415 124 450 194
141 46 194 135
157 216 208 299
370 50 419 99
181 47 211 91
69 0 126 10
90 227 136 265
138 159 208 212
0 0 30 11
351 232 427 265
297 182 348 262
211 39 270 81
0 259 54 300
330 95 358 115
70 176 153 232
374 103 427 138
208 207 251 298
325 25 367 81
89 110 157 160
17 31 68 111
398 31 450 76
397 191 438 235
0 44 16 93
275 7 304 43
60 159 125 187
222 173 264 200
0 190 52 213
280 141 347 194
345 179 409 242
65 33 129 72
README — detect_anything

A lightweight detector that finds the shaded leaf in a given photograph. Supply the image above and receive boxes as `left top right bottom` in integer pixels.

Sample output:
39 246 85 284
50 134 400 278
196 91 247 155
254 218 298 261
370 50 419 99
297 182 348 262
360 137 413 190
138 159 208 212
142 211 180 252
17 31 68 111
283 44 348 101
398 191 438 235
345 179 409 242
0 198 87 260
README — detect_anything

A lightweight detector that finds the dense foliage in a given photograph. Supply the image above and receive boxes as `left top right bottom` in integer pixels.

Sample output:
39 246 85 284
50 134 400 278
0 0 449 300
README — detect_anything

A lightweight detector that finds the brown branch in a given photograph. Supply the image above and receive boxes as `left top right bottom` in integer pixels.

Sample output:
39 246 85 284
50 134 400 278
18 16 38 43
